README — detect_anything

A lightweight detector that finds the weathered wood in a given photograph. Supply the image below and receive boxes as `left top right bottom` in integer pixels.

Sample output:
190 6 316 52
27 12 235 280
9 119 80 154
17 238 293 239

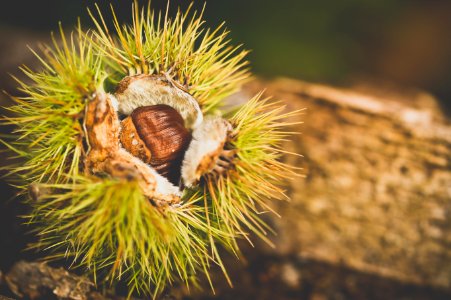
243 78 451 289
4 261 97 300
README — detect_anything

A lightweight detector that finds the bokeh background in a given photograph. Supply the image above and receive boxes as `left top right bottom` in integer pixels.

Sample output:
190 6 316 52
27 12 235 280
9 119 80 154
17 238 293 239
0 1 450 299
0 0 451 113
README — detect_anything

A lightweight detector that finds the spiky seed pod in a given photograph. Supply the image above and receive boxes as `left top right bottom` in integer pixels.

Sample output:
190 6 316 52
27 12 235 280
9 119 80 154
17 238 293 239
1 2 303 298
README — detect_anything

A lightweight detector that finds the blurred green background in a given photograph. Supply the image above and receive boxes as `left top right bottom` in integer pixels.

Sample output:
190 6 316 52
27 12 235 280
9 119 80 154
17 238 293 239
0 0 450 112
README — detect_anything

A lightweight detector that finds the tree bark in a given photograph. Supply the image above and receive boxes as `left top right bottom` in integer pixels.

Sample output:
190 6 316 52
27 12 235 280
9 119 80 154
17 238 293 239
4 261 98 300
242 78 451 289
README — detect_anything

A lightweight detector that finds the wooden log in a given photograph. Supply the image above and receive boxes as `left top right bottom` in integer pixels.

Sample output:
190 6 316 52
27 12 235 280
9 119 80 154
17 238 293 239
243 78 451 289
4 261 96 300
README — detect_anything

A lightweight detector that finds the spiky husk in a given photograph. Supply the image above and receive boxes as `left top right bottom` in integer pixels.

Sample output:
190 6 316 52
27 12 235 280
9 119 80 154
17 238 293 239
89 2 250 113
27 177 228 297
1 2 300 298
201 93 302 247
1 24 103 186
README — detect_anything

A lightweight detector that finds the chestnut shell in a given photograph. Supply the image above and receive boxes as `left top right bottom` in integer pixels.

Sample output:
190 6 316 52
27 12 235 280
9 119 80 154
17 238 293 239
122 104 192 185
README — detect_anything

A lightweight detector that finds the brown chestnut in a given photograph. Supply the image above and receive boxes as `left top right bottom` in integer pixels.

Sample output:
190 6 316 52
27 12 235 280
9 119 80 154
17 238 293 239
120 104 192 185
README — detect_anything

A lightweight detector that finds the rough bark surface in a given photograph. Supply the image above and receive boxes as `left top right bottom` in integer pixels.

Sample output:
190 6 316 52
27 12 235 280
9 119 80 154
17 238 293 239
4 261 96 300
243 78 451 289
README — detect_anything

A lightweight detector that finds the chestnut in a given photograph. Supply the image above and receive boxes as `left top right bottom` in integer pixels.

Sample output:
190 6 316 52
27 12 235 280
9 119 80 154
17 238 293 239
120 104 192 185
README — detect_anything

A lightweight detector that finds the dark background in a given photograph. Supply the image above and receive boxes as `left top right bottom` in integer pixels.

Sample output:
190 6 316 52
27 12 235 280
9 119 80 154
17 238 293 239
0 0 451 113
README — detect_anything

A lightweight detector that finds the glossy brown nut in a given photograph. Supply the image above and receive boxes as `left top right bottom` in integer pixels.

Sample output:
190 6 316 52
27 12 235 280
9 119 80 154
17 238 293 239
120 104 192 185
